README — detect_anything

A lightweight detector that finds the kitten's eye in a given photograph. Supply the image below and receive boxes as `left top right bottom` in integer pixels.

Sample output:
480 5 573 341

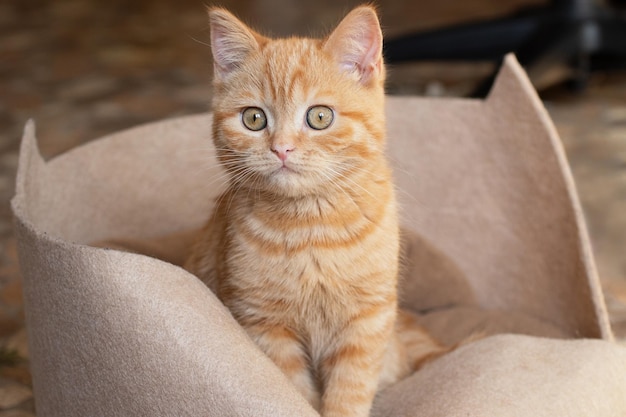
242 107 267 131
306 105 334 130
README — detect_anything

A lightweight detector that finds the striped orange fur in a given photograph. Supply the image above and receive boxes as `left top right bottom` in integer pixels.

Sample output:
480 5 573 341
185 6 449 416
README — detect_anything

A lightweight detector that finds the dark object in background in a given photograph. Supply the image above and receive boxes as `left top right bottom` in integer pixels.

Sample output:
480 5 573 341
384 0 626 95
607 0 626 8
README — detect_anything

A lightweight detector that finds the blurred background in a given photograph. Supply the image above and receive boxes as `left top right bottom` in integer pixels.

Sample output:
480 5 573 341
0 0 625 414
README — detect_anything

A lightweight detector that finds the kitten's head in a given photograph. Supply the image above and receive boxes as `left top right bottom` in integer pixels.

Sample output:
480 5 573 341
209 6 386 198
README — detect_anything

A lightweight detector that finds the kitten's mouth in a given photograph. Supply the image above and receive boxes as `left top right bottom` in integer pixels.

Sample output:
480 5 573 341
274 162 298 174
268 163 302 185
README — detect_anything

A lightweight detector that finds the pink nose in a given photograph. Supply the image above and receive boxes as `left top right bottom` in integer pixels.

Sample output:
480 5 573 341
271 143 295 161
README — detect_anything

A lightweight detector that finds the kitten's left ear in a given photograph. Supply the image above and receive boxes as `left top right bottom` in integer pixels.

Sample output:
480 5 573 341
323 6 384 85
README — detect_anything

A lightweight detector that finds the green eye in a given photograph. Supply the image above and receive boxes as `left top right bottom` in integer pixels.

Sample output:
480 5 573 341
306 105 334 130
242 107 267 131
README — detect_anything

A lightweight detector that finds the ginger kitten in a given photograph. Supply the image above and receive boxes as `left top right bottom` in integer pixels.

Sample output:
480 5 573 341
185 6 448 416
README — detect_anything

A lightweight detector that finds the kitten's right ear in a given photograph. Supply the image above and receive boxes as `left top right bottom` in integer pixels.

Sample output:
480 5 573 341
208 8 265 79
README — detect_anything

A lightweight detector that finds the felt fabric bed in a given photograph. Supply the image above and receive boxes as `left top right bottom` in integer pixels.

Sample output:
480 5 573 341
11 55 626 416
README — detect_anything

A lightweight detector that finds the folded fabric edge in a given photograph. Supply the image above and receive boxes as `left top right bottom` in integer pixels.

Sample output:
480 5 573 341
486 53 612 340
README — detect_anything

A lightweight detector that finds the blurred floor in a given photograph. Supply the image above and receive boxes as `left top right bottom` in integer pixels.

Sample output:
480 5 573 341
1 0 625 414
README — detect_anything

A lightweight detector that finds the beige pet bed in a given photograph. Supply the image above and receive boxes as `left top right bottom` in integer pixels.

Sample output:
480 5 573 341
12 55 626 416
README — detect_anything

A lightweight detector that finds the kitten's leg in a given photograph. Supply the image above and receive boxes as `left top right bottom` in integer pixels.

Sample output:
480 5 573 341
379 309 472 391
245 324 321 410
376 333 411 391
395 309 450 371
319 305 395 417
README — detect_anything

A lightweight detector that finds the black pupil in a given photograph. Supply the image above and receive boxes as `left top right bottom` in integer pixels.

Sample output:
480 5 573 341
318 112 324 121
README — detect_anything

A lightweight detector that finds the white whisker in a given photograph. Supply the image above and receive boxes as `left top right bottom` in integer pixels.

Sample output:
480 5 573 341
189 35 212 49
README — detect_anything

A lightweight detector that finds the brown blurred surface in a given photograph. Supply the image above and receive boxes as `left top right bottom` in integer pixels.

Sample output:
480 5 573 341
0 0 625 414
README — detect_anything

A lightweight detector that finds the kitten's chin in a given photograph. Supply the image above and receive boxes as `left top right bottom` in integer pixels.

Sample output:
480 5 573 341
268 168 299 187
265 168 314 197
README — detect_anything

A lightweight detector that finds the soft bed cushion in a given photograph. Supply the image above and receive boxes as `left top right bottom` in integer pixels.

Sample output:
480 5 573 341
11 55 625 416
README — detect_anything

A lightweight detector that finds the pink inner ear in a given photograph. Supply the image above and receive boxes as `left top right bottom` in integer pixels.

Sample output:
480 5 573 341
209 9 260 78
211 31 235 73
357 30 383 76
326 7 383 84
